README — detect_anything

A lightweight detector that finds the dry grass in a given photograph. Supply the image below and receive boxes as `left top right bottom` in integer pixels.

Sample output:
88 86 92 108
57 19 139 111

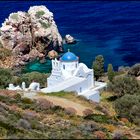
100 91 116 116
38 91 116 116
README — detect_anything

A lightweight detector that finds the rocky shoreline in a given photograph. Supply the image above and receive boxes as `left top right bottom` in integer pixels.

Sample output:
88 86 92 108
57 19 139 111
0 6 64 69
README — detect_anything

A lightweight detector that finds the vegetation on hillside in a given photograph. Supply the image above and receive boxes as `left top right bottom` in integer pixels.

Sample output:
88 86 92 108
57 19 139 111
0 68 48 89
35 10 45 18
107 71 140 126
10 13 19 20
0 55 140 139
0 68 12 89
108 76 140 97
0 90 138 139
39 20 51 29
0 48 12 61
107 64 115 82
92 55 104 81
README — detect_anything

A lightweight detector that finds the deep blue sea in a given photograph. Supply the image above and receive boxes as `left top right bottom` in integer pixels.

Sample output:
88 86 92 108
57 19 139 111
0 1 140 73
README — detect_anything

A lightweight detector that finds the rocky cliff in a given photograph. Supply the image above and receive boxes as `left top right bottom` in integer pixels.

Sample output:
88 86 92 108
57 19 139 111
0 6 63 68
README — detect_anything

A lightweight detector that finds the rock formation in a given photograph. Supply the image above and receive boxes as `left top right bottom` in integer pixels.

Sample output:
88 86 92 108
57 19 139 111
118 66 130 73
128 63 140 77
0 5 63 68
48 50 58 59
65 34 76 44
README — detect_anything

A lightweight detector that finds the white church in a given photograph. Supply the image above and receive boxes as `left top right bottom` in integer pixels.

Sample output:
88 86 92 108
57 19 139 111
41 50 107 102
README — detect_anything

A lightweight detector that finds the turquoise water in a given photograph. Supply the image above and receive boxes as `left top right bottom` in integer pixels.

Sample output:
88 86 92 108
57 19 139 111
24 40 123 73
23 59 52 73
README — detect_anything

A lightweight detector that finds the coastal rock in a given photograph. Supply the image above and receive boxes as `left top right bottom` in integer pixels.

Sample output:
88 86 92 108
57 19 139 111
118 66 130 73
0 5 63 68
65 34 76 44
128 63 140 77
48 50 58 59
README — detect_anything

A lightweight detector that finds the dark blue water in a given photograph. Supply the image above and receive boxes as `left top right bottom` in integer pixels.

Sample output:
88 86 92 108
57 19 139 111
0 1 140 72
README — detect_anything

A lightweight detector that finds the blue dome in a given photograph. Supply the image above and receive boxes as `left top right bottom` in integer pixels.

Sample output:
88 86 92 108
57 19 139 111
60 51 78 62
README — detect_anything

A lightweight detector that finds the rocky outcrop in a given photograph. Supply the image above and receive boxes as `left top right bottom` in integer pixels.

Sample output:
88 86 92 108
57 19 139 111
0 6 63 68
118 66 130 73
128 63 140 77
65 34 76 44
48 50 58 59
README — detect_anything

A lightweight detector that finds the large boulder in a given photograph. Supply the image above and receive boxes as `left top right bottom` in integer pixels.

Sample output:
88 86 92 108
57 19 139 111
128 63 140 77
0 5 63 68
48 50 58 59
65 34 76 44
118 66 130 73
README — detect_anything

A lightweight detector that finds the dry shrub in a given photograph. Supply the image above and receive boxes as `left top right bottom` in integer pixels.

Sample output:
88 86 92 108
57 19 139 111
104 124 116 132
83 109 93 116
120 118 129 124
17 119 31 129
0 90 18 97
79 121 99 132
0 102 9 111
94 130 106 139
123 130 132 139
0 48 11 60
78 95 89 102
10 104 19 112
23 110 40 120
36 98 54 110
0 106 6 114
89 100 99 106
112 130 126 139
65 107 77 115
95 104 110 116
21 97 33 104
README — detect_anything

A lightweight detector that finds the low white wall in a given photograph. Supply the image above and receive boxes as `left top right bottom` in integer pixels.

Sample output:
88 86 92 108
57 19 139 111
64 80 88 94
86 91 100 103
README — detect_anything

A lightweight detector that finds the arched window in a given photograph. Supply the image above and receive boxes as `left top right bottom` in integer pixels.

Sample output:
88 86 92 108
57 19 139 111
63 65 65 69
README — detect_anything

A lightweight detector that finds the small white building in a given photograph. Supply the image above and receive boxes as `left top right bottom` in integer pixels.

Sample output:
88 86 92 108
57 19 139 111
41 50 107 102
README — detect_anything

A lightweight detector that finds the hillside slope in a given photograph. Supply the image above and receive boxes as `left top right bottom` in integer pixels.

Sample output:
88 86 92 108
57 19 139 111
0 90 140 139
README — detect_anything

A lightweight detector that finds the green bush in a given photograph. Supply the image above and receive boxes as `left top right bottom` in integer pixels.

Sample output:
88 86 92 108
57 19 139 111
0 48 12 60
92 55 104 81
108 76 140 97
0 68 12 89
51 105 65 116
84 114 109 123
0 68 47 89
13 94 22 102
11 76 22 86
48 91 73 97
10 13 19 20
0 127 7 137
21 97 33 104
35 10 45 18
114 94 140 125
0 41 3 48
39 20 50 29
20 72 48 87
107 64 115 82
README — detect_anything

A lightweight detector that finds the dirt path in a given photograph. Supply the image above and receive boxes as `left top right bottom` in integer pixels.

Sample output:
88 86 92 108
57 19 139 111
35 95 91 116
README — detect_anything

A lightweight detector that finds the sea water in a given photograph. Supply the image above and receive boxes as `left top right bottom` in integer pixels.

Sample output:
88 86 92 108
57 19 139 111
0 1 140 73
